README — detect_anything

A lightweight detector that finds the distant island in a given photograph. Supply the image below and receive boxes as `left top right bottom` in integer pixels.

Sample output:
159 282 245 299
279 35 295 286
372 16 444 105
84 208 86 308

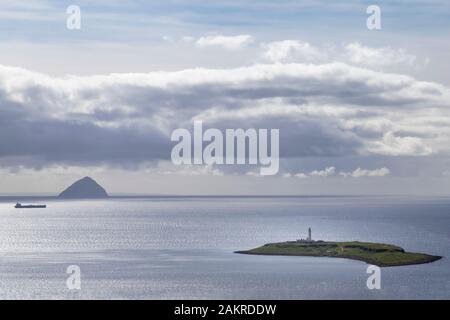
236 228 442 267
58 177 108 199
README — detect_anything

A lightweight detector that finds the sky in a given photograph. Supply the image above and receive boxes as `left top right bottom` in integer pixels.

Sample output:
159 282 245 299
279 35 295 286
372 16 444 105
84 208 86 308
0 0 450 195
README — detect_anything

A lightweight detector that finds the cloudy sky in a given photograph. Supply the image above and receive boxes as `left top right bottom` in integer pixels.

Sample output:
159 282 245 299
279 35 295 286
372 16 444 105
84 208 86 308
0 0 450 195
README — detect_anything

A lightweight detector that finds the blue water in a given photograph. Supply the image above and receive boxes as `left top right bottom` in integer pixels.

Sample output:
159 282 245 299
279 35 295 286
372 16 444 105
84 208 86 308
0 196 449 299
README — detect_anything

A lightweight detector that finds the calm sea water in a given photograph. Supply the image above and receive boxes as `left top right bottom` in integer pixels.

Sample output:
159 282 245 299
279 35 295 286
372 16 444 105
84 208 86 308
0 196 449 299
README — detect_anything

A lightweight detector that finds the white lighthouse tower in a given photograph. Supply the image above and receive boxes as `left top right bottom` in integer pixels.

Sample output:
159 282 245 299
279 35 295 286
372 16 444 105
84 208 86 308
307 227 312 241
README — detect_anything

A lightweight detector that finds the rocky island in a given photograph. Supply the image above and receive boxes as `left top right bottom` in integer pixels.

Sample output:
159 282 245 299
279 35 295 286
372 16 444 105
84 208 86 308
236 229 442 267
58 176 108 199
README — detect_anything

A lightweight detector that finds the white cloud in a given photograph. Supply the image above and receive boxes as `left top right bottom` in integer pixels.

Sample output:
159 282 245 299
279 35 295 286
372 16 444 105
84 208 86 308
155 162 224 176
292 167 335 178
160 34 254 50
367 132 433 156
262 40 325 63
345 42 417 67
309 166 336 177
290 166 390 179
196 34 254 50
261 41 422 69
340 167 390 178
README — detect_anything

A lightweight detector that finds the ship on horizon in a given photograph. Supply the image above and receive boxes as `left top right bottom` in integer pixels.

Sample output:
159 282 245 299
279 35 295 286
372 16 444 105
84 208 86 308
14 202 47 209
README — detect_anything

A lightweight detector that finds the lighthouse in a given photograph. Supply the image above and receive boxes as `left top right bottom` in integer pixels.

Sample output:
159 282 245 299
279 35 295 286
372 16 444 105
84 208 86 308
307 227 312 241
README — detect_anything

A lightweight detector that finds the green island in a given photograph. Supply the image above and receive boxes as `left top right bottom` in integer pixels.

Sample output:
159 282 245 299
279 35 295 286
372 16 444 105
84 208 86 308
236 241 442 267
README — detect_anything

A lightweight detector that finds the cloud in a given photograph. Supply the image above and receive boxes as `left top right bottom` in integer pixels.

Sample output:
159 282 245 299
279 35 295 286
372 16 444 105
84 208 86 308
289 167 335 178
367 132 433 156
339 167 390 178
309 166 335 177
261 41 422 68
0 62 449 172
161 34 254 50
344 42 417 67
195 34 254 50
262 40 325 62
155 162 224 176
290 166 390 178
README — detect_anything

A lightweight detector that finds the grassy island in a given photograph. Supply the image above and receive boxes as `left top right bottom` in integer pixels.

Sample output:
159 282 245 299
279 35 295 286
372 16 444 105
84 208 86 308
236 241 442 267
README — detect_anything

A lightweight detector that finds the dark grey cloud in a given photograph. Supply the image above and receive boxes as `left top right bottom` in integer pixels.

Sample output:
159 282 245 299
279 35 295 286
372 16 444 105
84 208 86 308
0 100 169 169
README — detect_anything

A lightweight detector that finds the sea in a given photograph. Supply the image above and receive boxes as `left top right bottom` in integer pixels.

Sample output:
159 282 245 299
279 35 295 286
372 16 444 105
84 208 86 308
0 195 449 299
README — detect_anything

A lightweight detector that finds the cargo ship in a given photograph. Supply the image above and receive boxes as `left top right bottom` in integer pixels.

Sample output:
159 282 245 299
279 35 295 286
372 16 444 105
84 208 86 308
14 203 47 209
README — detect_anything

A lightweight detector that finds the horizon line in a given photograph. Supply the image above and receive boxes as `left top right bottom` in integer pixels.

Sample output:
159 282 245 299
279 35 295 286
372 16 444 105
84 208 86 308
1 193 450 199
